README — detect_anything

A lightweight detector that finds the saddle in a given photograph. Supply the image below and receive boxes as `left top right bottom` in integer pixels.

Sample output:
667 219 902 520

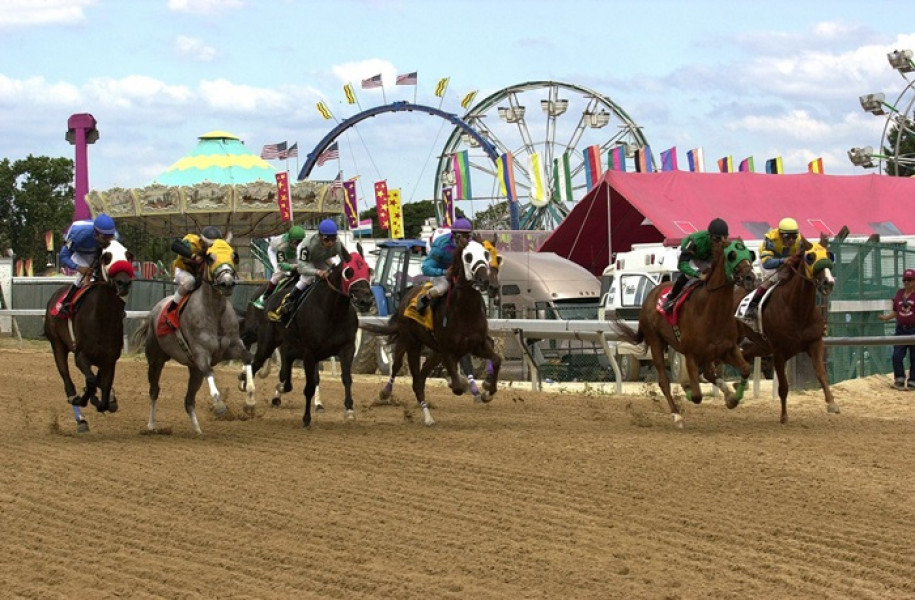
49 285 93 320
404 282 435 330
656 280 702 325
156 295 191 337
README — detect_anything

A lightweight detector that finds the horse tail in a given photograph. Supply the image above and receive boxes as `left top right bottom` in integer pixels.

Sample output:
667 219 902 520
131 317 150 353
359 321 398 336
609 314 645 348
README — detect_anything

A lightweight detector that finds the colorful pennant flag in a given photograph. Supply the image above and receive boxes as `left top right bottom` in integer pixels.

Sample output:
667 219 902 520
361 74 383 89
528 152 547 207
635 146 653 173
387 188 404 239
660 147 678 172
687 147 705 172
354 218 373 237
765 157 783 174
442 187 455 227
717 155 734 173
434 77 450 98
275 172 292 222
316 142 339 166
374 181 390 230
342 179 359 229
460 90 478 109
343 84 357 104
808 157 824 174
496 153 518 204
583 144 602 190
316 102 332 120
452 150 472 200
552 152 573 203
738 157 754 173
609 145 626 172
261 141 286 160
44 230 54 252
395 72 418 86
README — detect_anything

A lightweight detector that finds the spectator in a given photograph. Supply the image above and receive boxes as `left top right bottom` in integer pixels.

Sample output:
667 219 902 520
878 268 915 390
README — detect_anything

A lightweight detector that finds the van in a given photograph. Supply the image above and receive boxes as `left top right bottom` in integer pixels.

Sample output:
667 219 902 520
497 251 601 320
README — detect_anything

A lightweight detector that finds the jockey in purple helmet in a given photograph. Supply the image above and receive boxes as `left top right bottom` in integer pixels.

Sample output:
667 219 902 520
268 218 350 323
55 213 118 318
415 217 473 314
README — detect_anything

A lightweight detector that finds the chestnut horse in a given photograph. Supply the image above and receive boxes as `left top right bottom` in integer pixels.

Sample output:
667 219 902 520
45 240 135 433
613 240 757 428
734 235 839 423
361 240 502 426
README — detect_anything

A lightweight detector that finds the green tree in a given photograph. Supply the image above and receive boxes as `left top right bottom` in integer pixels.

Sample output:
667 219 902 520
0 155 75 267
883 121 915 177
359 199 438 238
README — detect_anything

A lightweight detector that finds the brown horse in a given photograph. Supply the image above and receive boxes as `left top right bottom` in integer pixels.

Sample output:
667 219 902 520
612 240 757 428
361 240 502 426
44 240 135 433
734 235 839 423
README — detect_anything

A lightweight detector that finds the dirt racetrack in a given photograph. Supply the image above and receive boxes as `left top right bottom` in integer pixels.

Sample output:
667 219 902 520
1 341 913 599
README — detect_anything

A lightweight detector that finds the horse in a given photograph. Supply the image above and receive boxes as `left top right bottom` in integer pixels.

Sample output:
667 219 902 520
612 239 757 428
132 239 256 434
734 234 839 423
44 240 135 433
361 239 502 426
244 251 374 427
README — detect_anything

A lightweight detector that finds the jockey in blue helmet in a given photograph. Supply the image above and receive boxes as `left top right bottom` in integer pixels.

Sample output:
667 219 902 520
55 213 119 318
415 217 473 314
268 218 351 323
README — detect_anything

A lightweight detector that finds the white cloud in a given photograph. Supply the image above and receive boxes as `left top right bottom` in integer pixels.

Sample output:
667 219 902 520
0 0 96 29
174 35 218 62
197 79 287 113
167 0 243 15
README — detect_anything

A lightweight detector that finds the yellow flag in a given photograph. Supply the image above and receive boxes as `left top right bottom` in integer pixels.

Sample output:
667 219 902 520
343 84 356 105
316 101 332 120
434 77 449 98
387 188 404 239
460 90 478 109
529 152 547 207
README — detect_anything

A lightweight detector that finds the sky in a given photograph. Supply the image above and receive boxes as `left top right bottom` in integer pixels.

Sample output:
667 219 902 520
1 0 913 222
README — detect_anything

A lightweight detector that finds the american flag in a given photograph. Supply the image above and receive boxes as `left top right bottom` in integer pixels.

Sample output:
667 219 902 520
361 74 383 89
279 142 298 159
396 71 417 86
316 142 339 166
332 171 343 189
260 141 286 160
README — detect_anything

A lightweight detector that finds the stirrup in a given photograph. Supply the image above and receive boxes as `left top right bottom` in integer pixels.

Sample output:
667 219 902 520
252 295 265 310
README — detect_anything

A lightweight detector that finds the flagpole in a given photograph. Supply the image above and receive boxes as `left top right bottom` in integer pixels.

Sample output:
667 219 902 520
382 83 387 104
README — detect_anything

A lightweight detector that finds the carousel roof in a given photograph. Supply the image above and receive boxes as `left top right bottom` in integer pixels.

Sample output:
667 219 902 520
153 130 277 186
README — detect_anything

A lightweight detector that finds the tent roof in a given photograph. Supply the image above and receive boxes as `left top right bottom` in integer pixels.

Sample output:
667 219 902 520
539 171 914 276
153 131 276 186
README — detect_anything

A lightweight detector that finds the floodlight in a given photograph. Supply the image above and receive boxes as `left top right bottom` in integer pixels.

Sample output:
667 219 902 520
888 49 915 74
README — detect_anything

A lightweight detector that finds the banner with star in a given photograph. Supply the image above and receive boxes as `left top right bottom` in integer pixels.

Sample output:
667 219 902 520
387 188 404 239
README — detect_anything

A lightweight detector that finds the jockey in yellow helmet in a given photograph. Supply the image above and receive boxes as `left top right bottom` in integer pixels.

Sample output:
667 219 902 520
744 217 809 319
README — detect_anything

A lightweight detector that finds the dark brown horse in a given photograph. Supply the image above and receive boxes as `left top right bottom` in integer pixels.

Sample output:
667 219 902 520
613 240 757 428
245 252 374 427
734 235 839 423
361 240 502 426
44 240 135 433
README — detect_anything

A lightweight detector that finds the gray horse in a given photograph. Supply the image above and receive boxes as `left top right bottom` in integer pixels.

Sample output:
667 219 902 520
133 239 256 434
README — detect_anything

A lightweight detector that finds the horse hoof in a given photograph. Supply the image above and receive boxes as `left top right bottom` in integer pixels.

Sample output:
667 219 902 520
827 402 841 415
689 396 702 405
212 402 228 417
243 403 257 416
302 418 311 428
315 403 325 413
108 400 119 414
76 420 90 434
271 397 282 408
480 391 493 404
344 409 355 422
90 396 106 412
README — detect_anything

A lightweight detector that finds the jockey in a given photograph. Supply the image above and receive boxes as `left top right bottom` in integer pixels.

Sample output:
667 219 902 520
252 224 306 310
744 217 809 319
663 217 729 314
415 217 474 314
268 219 350 323
55 213 119 318
166 225 223 319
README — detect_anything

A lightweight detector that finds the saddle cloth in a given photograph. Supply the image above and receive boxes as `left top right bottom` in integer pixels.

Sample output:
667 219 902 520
404 282 435 330
49 286 92 319
156 295 190 337
734 286 778 333
655 281 701 325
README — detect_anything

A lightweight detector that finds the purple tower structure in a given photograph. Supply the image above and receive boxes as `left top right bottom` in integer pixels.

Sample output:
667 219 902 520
65 113 99 222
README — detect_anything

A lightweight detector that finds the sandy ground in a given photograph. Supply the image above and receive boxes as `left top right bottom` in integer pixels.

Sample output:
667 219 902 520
0 338 913 599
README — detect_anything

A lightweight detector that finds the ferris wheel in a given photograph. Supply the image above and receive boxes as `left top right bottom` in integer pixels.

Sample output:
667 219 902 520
433 80 650 230
850 49 915 175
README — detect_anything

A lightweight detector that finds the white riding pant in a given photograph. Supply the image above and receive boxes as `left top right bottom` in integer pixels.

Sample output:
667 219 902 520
173 267 197 302
427 276 449 297
70 252 93 287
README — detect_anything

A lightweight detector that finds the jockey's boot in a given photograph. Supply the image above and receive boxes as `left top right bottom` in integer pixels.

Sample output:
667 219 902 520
252 282 275 310
744 288 765 319
164 297 182 329
268 286 304 323
415 293 430 315
663 276 687 314
55 284 79 318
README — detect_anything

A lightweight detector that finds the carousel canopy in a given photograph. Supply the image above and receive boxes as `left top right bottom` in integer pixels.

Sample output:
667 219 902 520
86 131 342 239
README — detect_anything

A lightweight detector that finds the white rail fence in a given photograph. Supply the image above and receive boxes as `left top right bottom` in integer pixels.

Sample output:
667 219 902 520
3 309 912 398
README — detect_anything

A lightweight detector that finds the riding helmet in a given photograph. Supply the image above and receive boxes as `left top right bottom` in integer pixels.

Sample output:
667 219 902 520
452 217 473 233
93 213 117 235
778 217 799 234
288 225 306 242
707 218 728 237
201 225 222 243
318 219 338 236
